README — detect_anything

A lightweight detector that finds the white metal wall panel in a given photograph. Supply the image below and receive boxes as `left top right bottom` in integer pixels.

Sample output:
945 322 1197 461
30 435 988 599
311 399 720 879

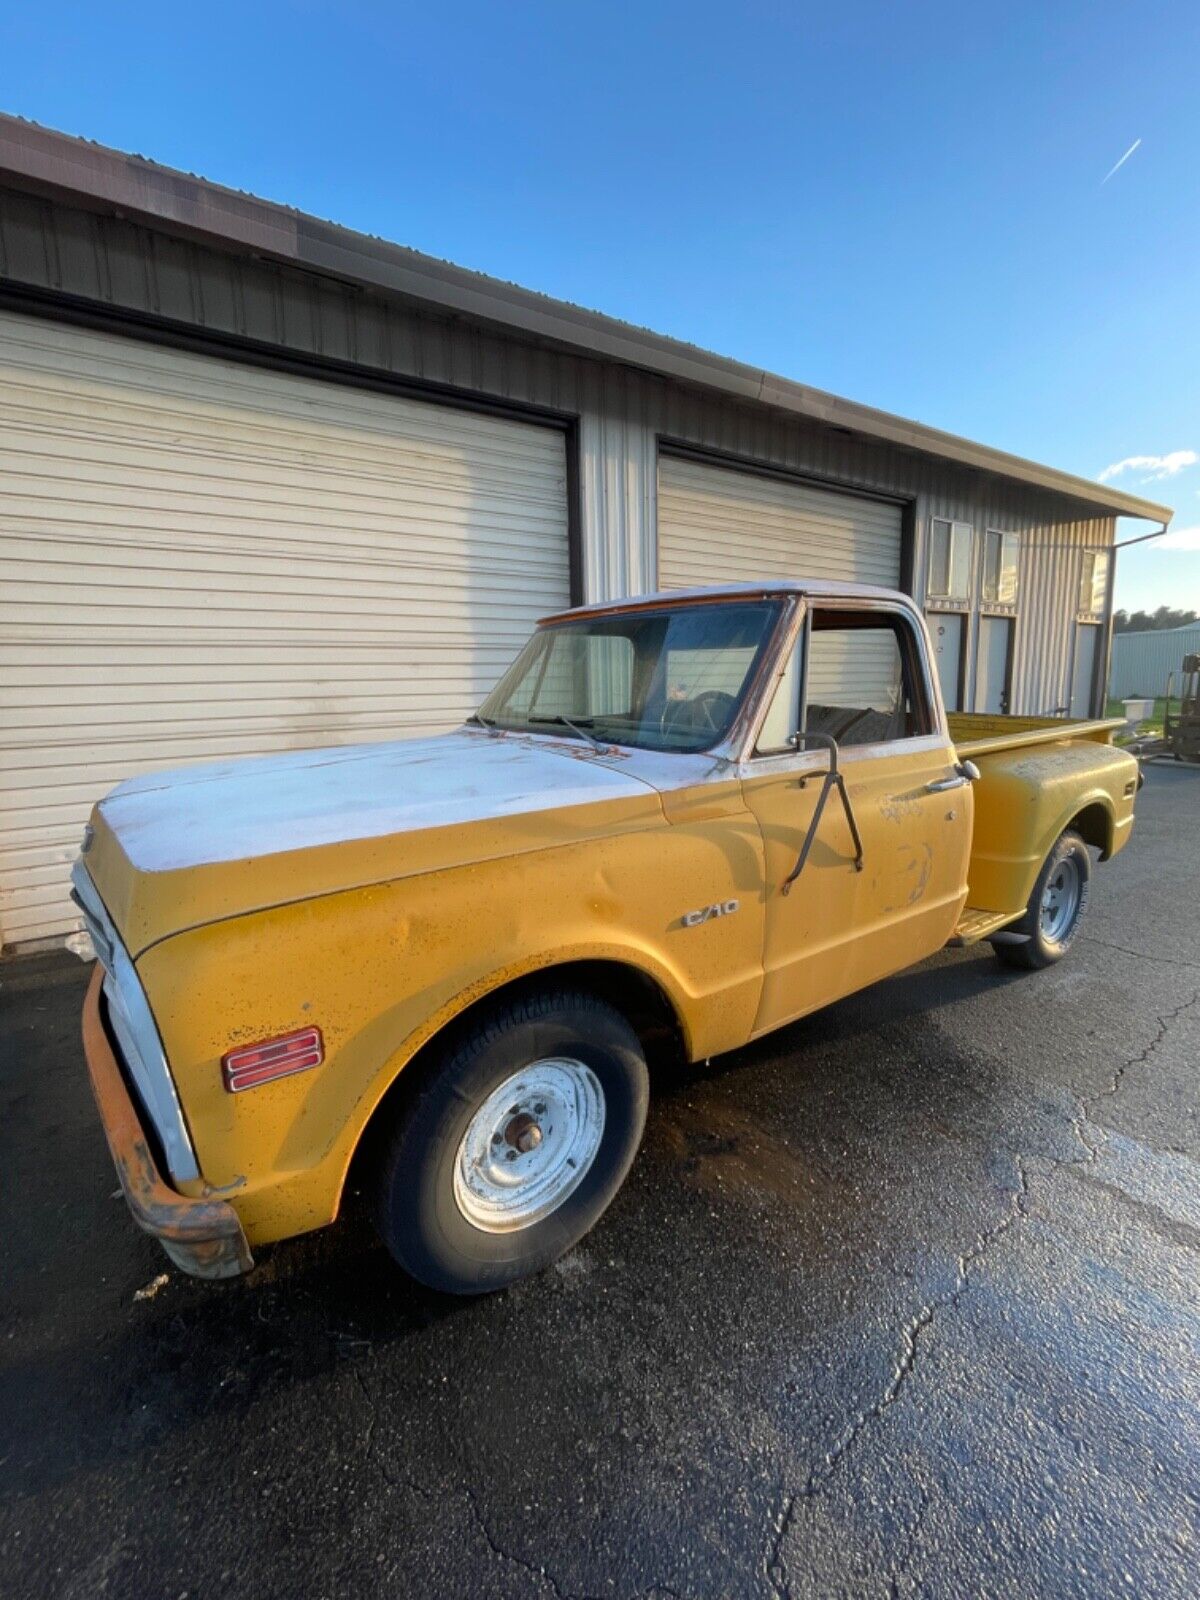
657 454 903 592
0 311 569 945
1110 623 1200 700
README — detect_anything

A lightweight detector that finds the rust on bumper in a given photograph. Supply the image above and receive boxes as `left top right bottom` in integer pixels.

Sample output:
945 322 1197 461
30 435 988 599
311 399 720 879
82 966 253 1280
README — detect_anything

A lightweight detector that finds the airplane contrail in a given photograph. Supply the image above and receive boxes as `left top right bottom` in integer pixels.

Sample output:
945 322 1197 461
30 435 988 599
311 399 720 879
1101 138 1142 184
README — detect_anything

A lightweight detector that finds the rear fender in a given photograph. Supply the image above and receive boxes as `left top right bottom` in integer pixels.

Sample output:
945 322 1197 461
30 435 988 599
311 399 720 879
965 741 1134 916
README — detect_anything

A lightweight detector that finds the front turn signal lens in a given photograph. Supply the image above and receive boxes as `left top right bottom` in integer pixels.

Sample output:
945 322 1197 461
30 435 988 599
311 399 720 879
222 1027 324 1093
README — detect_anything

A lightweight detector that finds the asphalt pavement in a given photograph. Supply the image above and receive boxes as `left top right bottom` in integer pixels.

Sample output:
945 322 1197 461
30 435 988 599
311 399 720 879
1 762 1197 1599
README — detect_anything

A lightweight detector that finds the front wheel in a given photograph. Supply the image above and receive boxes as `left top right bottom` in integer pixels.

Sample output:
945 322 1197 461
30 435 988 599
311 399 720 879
373 990 648 1294
993 829 1091 971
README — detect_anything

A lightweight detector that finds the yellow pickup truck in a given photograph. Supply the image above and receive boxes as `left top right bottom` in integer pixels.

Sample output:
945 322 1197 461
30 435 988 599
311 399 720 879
75 581 1138 1293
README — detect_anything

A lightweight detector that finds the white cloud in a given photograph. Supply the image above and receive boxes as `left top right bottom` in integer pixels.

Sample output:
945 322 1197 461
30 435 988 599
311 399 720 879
1156 526 1200 551
1099 449 1197 483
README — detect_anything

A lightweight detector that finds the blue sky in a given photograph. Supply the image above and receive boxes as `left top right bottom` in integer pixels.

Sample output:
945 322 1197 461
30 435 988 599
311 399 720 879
2 0 1197 610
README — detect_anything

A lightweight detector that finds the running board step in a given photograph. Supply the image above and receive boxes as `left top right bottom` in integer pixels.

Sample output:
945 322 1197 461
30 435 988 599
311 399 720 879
948 907 1023 947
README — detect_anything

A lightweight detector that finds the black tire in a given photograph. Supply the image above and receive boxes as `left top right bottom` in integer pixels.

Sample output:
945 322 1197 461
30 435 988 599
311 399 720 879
992 829 1091 971
373 989 648 1294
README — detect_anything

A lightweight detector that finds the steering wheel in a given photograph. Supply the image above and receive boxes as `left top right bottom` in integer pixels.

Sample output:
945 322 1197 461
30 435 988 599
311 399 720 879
660 689 737 739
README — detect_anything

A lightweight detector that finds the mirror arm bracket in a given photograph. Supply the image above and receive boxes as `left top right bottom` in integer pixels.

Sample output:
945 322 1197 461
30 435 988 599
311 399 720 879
781 732 865 895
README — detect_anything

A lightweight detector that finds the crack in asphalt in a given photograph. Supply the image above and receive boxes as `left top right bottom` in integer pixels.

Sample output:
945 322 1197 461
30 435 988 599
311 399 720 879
459 1478 589 1600
764 1488 796 1600
353 1362 589 1598
459 1483 692 1600
763 1150 1030 1598
351 1363 431 1500
1082 935 1200 972
765 990 1199 1591
353 1358 688 1600
1069 990 1200 1163
1091 990 1199 1108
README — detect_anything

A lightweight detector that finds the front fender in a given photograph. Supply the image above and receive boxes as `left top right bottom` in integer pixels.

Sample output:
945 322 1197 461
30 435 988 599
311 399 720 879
138 813 765 1246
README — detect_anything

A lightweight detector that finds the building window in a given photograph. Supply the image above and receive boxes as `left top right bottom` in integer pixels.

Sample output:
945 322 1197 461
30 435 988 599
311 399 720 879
1079 550 1109 616
928 519 974 602
982 530 1020 606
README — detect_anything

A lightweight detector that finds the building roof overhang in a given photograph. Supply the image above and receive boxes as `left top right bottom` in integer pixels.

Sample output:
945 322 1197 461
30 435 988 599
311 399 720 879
0 113 1174 529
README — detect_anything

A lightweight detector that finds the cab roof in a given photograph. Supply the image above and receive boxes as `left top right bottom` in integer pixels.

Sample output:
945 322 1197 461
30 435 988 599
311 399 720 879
539 579 903 624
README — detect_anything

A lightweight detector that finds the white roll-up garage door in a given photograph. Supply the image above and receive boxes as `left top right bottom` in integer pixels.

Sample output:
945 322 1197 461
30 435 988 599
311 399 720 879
0 310 570 946
658 453 902 591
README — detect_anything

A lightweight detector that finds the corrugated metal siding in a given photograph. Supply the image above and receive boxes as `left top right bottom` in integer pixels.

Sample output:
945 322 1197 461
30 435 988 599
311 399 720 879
1110 624 1200 700
577 366 657 601
1010 519 1113 716
0 309 568 944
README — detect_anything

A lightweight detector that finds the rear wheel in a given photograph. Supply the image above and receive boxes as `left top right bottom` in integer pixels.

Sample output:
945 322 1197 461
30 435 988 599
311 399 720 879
993 829 1091 971
373 989 648 1294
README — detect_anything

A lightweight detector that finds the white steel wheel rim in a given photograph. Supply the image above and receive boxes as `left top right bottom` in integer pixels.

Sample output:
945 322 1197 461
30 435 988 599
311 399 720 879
1041 854 1081 943
453 1060 606 1233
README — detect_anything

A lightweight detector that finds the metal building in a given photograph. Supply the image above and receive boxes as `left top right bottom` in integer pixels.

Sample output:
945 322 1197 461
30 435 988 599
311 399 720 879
1109 623 1200 700
0 116 1173 948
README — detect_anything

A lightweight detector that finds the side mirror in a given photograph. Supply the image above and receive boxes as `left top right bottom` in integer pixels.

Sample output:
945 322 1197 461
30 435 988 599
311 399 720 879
956 759 981 782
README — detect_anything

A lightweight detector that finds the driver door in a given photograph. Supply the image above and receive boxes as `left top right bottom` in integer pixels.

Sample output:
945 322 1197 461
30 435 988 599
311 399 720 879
743 602 972 1036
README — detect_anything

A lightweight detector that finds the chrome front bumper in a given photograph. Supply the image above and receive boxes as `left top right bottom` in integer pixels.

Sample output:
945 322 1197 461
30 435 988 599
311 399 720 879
82 966 253 1279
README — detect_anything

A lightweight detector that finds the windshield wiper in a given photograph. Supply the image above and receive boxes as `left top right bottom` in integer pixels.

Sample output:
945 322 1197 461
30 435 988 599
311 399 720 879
468 711 498 732
528 714 605 752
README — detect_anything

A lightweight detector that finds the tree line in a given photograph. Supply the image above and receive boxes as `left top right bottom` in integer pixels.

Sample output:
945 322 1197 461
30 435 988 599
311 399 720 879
1113 606 1199 634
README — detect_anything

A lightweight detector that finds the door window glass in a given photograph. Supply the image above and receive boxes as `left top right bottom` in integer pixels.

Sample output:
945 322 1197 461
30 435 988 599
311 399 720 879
802 611 932 746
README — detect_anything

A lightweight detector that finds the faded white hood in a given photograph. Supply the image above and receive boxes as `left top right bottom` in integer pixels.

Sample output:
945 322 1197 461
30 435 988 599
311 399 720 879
98 728 656 873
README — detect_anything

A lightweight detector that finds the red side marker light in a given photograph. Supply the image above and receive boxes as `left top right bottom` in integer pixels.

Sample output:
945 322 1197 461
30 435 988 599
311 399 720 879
222 1027 324 1093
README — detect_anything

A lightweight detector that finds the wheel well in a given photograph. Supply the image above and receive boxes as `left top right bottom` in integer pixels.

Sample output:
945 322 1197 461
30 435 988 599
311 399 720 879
343 960 687 1206
1066 801 1113 859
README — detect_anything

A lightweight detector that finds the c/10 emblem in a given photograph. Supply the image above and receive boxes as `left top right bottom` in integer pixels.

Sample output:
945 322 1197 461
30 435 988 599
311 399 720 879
682 899 740 928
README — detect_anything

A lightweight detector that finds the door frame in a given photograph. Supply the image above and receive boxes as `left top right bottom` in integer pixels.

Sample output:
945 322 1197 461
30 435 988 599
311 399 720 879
740 592 947 762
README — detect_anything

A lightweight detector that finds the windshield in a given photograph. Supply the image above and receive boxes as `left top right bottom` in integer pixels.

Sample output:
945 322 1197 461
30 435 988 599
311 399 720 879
475 600 783 753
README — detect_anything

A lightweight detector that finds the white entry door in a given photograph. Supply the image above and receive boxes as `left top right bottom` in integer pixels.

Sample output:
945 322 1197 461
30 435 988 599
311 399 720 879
1071 624 1100 717
927 613 964 712
975 616 1013 714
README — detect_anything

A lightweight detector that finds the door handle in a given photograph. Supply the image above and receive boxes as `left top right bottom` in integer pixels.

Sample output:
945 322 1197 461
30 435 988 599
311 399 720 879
925 774 969 793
